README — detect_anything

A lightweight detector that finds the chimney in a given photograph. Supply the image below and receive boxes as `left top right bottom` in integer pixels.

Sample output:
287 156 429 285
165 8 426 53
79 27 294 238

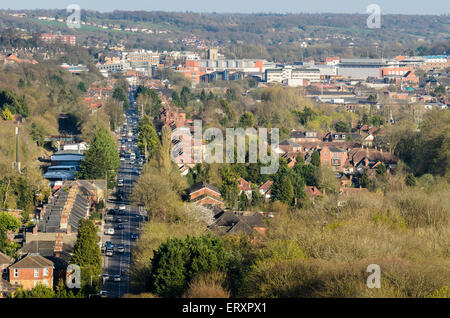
67 225 71 235
33 226 37 235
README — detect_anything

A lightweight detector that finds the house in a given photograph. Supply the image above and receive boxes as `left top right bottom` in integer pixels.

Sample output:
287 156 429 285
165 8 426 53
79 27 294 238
290 130 319 143
8 254 54 290
188 182 224 208
209 211 266 236
318 146 348 172
279 139 302 153
323 132 361 142
347 147 397 174
238 178 253 199
258 180 273 200
305 186 322 198
0 252 14 280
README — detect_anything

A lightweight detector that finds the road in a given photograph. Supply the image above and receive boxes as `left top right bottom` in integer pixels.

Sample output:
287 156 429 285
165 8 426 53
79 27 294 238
100 87 143 298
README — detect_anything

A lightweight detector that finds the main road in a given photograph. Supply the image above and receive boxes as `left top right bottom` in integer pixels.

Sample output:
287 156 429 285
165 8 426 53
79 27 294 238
101 87 144 298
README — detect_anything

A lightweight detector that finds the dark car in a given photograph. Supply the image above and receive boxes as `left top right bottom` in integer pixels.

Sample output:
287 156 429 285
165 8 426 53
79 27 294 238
108 209 115 215
131 233 138 240
115 217 122 223
117 224 125 230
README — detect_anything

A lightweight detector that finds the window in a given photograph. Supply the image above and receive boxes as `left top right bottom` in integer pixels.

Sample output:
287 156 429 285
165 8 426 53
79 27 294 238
44 268 49 277
34 269 39 278
14 269 19 278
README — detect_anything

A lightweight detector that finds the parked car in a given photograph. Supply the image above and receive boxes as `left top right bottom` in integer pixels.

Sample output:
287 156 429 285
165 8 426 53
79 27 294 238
117 224 125 230
113 274 121 282
102 273 110 281
105 228 115 235
106 249 114 257
131 233 138 240
117 245 125 253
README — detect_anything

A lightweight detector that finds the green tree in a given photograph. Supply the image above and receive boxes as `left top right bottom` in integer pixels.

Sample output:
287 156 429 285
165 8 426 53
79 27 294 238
335 120 350 132
238 191 250 211
149 235 227 298
220 166 240 210
376 163 387 176
112 86 130 110
239 112 255 128
0 212 21 232
360 170 370 189
70 219 102 290
13 284 55 298
310 150 321 167
137 115 160 160
1 108 14 121
78 81 87 92
77 127 120 189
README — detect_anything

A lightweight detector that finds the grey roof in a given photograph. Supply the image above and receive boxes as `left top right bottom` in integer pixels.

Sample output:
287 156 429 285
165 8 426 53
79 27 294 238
19 241 55 257
38 189 89 233
279 139 301 147
9 254 54 269
209 211 265 235
328 147 347 153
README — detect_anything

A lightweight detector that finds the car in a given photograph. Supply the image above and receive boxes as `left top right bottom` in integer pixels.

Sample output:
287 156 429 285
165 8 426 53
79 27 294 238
117 245 125 253
113 274 121 282
119 204 126 210
120 157 125 161
108 209 115 215
105 228 115 235
129 160 135 165
117 209 126 216
99 290 109 298
114 217 122 223
106 249 114 257
117 224 125 230
102 273 110 281
131 233 138 240
105 241 114 249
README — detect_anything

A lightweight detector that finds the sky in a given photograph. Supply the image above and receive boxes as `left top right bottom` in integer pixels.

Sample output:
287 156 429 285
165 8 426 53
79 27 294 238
1 0 449 15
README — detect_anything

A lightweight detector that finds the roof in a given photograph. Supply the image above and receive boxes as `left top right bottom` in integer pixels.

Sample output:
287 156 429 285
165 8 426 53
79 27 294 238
209 211 265 235
238 178 252 191
0 252 14 265
9 254 54 269
306 186 322 197
259 180 273 192
327 147 347 153
279 139 301 147
189 181 220 195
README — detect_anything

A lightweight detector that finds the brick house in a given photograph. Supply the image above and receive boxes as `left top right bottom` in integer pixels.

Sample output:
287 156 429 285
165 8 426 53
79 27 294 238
189 182 224 208
319 146 348 172
238 178 253 199
8 254 54 290
290 130 319 143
